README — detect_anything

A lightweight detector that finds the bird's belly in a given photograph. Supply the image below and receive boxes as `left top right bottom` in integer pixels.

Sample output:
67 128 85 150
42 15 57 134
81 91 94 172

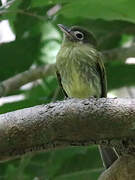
62 69 101 98
64 83 97 98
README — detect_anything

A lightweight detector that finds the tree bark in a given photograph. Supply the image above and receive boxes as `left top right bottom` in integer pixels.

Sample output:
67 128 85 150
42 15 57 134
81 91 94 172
0 98 135 163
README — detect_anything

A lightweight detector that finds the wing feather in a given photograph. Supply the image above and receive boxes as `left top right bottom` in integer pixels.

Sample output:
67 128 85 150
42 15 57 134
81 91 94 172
96 53 107 97
56 70 68 97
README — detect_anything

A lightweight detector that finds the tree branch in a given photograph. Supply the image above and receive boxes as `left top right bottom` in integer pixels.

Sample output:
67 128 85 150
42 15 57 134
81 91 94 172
0 63 55 97
0 98 135 162
103 45 135 62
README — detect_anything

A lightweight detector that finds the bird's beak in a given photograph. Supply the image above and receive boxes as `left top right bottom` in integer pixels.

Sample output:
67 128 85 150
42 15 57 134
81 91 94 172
57 24 73 39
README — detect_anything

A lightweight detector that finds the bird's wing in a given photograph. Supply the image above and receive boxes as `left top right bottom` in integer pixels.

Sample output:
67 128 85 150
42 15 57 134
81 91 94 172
56 70 68 97
96 53 107 97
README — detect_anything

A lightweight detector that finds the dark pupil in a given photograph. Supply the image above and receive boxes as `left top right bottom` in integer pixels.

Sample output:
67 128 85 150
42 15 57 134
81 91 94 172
76 33 83 39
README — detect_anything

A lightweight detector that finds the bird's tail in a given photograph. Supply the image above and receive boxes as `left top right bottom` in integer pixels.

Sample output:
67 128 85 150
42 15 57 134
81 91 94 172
99 146 118 169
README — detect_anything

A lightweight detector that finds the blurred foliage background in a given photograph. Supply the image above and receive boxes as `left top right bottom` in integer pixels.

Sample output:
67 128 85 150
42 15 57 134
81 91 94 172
0 0 135 179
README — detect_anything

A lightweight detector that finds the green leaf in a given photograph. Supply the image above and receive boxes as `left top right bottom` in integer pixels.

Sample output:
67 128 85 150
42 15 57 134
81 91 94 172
0 36 41 81
106 63 135 90
0 147 103 180
31 0 54 7
13 6 51 39
59 0 135 23
31 0 67 7
54 169 102 180
0 0 21 21
44 146 103 179
0 97 43 114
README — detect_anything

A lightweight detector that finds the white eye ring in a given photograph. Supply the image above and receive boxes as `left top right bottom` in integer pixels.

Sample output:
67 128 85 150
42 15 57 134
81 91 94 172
74 31 84 40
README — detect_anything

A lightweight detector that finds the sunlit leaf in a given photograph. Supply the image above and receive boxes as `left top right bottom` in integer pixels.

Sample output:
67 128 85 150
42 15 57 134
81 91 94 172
59 0 135 23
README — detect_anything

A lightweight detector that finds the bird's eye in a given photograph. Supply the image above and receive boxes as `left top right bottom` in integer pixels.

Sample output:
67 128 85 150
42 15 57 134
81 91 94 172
74 31 84 40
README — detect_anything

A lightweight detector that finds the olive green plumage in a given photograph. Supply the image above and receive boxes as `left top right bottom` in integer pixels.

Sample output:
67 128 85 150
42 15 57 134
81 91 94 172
56 24 118 168
56 25 106 98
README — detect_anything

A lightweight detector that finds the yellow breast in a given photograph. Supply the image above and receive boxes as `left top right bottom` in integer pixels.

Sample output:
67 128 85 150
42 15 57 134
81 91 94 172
56 41 101 98
62 65 100 98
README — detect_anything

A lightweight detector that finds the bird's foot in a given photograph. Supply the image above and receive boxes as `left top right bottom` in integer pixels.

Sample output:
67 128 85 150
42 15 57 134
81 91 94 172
88 96 97 100
64 96 71 100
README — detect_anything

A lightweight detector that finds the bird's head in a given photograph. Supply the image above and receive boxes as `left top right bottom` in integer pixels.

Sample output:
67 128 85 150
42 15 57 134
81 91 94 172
58 24 97 47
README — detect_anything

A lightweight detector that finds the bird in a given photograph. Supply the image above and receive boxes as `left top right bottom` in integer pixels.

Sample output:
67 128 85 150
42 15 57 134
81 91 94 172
56 24 118 169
